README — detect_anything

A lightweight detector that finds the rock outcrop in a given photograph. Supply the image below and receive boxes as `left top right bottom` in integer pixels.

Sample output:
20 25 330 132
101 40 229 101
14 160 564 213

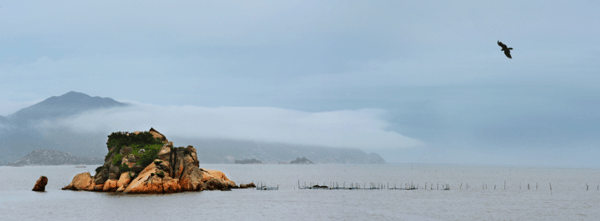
62 128 239 194
62 172 93 190
32 176 48 191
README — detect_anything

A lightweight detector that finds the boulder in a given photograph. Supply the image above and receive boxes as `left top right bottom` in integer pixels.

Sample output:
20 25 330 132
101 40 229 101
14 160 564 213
108 165 120 179
134 127 168 143
86 183 104 191
32 176 48 191
124 162 166 194
149 127 168 143
93 167 109 184
102 179 118 192
131 164 144 173
117 172 131 188
172 148 203 191
157 144 171 161
127 154 137 163
202 178 228 190
122 155 137 168
237 182 255 189
203 169 231 181
62 172 93 190
162 177 182 193
203 169 236 188
120 146 132 155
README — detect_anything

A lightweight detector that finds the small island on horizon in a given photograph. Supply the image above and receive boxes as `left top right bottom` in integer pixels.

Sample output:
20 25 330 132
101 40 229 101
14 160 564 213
290 157 314 164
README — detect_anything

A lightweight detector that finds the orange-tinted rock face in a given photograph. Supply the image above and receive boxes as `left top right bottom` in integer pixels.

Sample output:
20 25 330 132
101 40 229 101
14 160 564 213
171 147 203 191
117 172 131 188
123 161 167 194
198 169 237 190
203 169 231 181
162 177 182 193
202 169 236 188
200 170 214 182
32 176 48 191
62 172 93 190
103 179 118 191
149 127 168 143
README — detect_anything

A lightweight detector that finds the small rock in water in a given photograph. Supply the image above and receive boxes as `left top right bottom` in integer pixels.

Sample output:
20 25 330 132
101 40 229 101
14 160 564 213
32 176 48 192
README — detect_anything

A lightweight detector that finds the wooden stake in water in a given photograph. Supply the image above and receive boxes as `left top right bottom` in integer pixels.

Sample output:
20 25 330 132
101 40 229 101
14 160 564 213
504 180 506 190
550 183 553 195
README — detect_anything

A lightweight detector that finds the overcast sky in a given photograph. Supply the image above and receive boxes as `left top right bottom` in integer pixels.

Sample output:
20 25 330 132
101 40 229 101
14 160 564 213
1 1 600 166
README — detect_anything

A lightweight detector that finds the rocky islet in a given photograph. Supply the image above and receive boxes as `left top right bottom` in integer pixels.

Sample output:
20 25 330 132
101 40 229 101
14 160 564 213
32 176 48 192
62 128 253 194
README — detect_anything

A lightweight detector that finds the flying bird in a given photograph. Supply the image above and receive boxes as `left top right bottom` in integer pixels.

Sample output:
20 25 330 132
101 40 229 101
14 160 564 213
497 41 513 59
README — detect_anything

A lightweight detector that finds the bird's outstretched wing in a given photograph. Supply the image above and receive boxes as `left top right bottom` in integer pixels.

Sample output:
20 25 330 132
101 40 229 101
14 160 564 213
504 50 512 59
497 41 507 49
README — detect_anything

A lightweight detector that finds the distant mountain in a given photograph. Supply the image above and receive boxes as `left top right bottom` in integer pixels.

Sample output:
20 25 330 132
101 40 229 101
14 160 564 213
9 149 103 166
9 91 128 122
0 91 129 163
0 91 386 165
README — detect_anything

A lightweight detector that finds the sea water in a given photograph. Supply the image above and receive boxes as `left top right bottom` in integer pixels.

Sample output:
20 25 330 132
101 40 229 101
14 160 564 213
1 164 599 220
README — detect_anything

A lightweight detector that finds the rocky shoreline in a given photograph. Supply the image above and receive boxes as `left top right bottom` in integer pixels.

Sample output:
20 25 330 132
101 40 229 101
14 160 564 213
62 128 253 194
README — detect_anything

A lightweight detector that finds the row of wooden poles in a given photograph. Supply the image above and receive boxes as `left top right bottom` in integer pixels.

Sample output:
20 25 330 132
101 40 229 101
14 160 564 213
255 182 279 190
297 181 450 190
298 181 600 194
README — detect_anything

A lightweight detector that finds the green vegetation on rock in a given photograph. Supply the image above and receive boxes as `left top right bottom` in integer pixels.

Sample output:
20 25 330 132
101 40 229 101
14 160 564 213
112 153 124 166
136 144 162 168
104 131 164 169
95 166 104 173
119 163 131 172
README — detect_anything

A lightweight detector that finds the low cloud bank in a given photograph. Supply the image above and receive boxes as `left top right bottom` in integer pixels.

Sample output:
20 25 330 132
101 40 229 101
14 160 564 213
42 104 423 150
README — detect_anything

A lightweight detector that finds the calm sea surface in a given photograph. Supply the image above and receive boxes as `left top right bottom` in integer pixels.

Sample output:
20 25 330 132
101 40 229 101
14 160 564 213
1 164 600 220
